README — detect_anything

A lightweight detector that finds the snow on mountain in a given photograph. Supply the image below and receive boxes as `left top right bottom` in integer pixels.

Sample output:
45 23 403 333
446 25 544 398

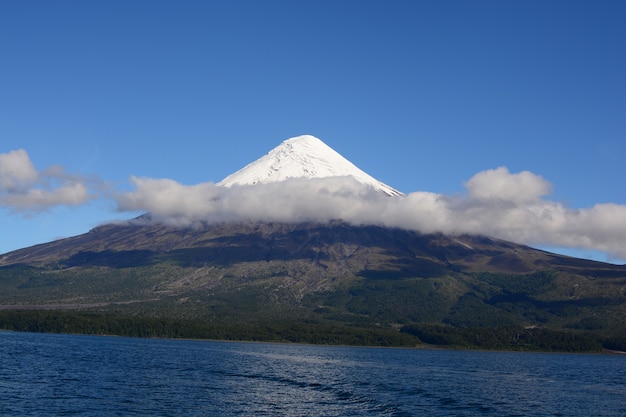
217 135 403 196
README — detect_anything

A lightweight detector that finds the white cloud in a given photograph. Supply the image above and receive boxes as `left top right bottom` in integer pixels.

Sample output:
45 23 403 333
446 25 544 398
0 149 39 190
116 168 626 261
0 149 94 212
465 166 552 201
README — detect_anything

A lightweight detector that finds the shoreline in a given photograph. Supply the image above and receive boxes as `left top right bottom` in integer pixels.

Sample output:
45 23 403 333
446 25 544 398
2 328 624 355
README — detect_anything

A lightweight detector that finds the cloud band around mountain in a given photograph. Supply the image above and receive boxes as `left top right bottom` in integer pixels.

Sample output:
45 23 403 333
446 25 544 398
116 169 626 261
2 148 625 261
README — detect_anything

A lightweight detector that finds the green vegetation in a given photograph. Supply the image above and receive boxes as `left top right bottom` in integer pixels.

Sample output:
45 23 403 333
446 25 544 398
1 311 622 353
401 324 606 352
0 310 419 347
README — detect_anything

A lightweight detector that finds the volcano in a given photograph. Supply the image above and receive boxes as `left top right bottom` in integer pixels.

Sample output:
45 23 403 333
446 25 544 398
1 135 625 349
218 135 403 196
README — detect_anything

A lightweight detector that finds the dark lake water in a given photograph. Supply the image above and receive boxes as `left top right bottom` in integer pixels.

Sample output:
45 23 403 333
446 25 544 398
1 331 624 416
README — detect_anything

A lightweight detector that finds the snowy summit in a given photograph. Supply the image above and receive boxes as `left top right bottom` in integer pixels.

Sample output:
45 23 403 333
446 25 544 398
218 135 403 196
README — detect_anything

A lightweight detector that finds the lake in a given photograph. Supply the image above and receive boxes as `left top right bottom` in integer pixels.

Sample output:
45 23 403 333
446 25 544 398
1 331 624 416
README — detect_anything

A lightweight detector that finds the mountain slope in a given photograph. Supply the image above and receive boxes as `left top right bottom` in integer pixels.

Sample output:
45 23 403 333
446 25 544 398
1 220 625 339
218 135 403 196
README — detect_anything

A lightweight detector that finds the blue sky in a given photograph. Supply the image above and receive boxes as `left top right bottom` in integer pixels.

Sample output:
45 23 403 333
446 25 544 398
1 1 625 263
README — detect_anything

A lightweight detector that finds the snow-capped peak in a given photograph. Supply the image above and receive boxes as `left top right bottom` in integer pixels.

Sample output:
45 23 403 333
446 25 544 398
217 135 403 196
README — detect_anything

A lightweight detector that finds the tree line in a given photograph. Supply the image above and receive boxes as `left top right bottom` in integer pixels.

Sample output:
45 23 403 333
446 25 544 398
1 310 623 352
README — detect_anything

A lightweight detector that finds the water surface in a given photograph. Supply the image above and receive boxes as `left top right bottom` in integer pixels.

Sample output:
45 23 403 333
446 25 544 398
1 331 624 416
